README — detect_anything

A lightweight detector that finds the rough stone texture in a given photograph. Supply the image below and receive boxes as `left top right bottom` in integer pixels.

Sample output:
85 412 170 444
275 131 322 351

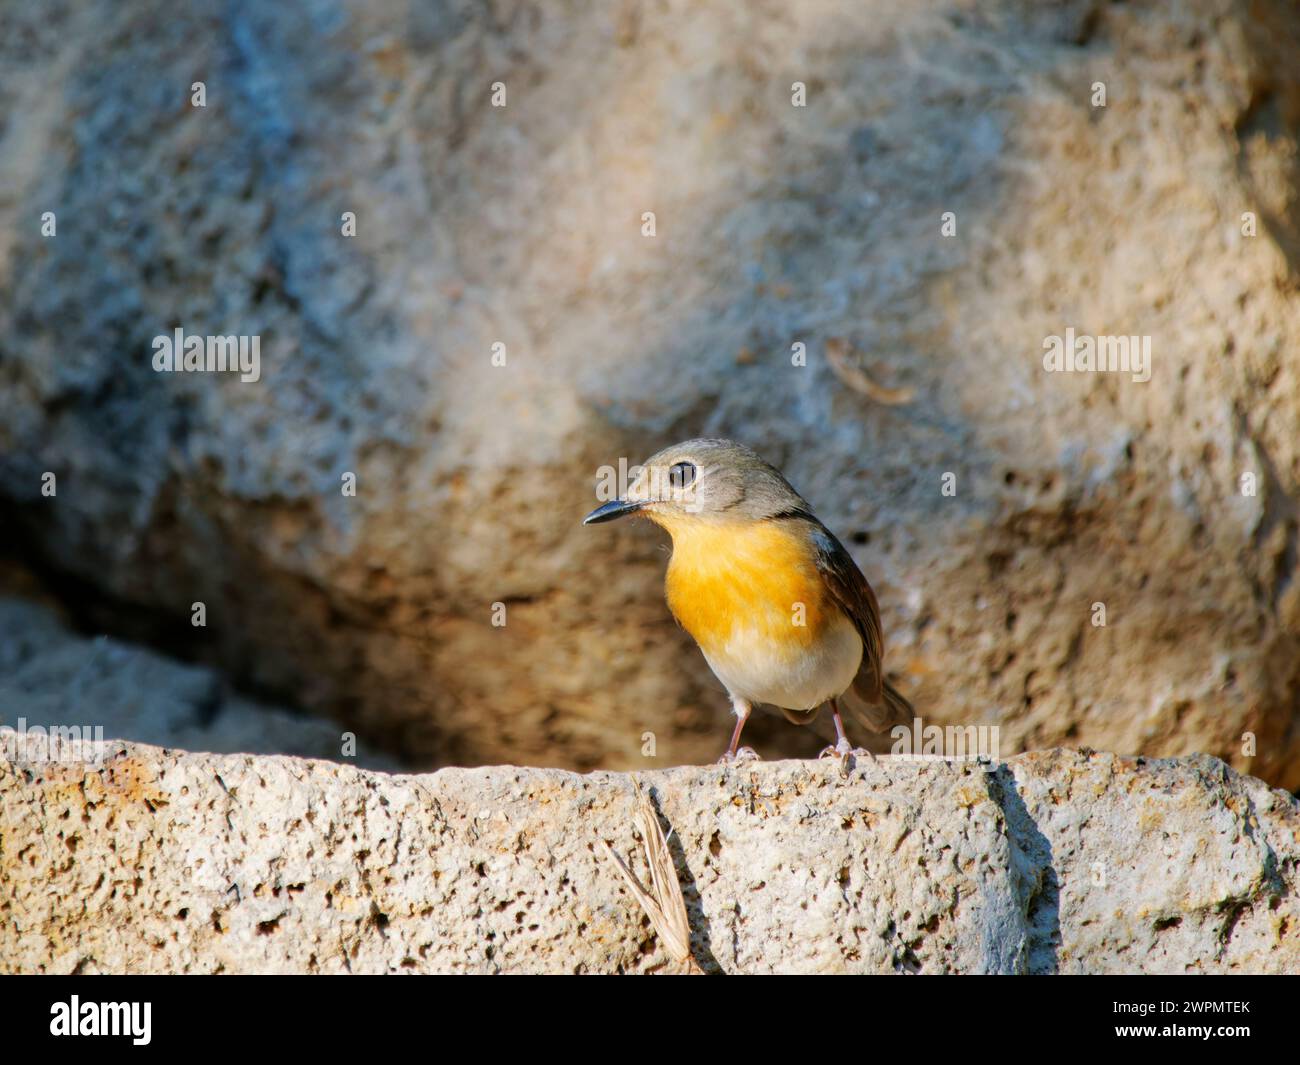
1 0 1299 780
0 595 397 770
1 738 1296 974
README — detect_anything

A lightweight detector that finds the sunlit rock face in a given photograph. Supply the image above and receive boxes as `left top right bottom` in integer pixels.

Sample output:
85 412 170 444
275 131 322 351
0 0 1298 781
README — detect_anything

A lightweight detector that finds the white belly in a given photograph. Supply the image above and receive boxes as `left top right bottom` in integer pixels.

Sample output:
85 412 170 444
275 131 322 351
700 613 863 710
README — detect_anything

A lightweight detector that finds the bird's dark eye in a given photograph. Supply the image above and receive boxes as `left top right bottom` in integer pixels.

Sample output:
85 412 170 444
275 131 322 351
668 461 697 489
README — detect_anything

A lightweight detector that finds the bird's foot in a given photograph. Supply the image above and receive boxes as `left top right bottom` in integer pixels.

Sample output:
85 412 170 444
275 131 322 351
717 746 760 765
818 740 876 765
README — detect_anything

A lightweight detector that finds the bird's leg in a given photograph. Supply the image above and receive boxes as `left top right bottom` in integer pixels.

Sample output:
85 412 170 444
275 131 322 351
717 696 759 764
818 699 853 759
819 698 874 761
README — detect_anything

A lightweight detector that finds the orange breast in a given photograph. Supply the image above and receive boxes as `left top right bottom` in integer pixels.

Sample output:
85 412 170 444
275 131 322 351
660 517 834 656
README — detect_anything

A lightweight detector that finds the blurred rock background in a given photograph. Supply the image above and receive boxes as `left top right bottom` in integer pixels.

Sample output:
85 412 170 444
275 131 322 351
0 0 1297 782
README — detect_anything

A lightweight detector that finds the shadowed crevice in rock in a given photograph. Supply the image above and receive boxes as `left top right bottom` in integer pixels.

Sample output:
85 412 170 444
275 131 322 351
642 783 723 974
1234 1 1300 272
0 595 399 769
986 763 1061 974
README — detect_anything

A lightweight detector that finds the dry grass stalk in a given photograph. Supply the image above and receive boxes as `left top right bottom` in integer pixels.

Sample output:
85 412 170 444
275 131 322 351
601 780 705 974
825 337 916 405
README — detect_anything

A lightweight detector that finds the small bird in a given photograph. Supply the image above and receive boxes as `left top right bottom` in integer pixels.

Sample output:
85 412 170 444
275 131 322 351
584 438 912 763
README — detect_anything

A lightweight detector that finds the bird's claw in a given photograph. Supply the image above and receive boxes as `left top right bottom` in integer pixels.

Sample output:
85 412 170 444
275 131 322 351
717 746 760 765
818 741 875 766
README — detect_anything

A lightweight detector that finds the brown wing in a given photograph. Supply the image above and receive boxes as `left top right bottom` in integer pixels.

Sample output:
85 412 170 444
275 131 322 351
807 521 911 731
808 522 883 697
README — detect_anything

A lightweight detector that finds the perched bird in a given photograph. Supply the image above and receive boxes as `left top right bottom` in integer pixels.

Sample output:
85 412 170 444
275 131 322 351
584 438 912 762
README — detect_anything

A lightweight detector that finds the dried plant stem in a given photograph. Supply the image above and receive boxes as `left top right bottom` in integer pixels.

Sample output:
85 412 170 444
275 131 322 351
826 337 916 405
601 780 705 975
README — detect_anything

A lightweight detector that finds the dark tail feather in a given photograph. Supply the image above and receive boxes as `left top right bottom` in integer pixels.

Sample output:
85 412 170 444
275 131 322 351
840 676 913 733
882 679 913 728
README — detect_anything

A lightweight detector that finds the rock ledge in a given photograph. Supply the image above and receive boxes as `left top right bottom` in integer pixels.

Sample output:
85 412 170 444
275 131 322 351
2 738 1296 973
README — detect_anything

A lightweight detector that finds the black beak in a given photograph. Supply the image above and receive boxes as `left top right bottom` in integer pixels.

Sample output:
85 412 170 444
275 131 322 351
582 499 645 525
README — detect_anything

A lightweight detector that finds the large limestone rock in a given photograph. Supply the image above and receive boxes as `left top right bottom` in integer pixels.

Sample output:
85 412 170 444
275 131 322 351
1 737 1296 974
1 0 1298 779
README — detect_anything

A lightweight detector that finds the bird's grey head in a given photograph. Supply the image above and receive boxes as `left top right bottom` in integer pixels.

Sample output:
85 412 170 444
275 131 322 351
583 438 810 528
